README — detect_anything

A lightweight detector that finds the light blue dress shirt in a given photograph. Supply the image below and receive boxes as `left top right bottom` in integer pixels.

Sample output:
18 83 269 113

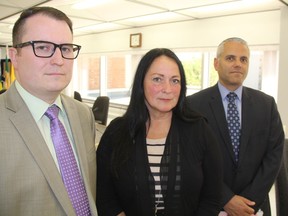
217 82 242 126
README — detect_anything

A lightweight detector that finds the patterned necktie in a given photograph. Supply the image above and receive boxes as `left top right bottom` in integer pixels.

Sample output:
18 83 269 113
227 92 241 162
45 105 91 216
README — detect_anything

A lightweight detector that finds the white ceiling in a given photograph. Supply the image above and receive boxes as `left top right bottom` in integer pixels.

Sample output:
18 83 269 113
0 0 287 46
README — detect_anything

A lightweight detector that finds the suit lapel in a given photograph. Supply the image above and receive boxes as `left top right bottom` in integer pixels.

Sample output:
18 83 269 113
6 84 76 216
61 96 89 181
61 96 97 214
238 87 254 164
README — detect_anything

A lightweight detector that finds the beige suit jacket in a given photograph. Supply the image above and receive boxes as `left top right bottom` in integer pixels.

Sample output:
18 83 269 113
0 83 97 216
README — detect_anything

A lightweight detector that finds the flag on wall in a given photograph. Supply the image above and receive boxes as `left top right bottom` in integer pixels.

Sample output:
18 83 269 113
3 53 11 89
0 45 14 90
0 59 5 90
0 54 4 90
10 63 15 83
0 64 2 89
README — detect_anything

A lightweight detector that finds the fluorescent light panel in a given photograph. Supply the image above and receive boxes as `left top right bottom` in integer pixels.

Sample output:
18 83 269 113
188 0 276 13
72 0 114 9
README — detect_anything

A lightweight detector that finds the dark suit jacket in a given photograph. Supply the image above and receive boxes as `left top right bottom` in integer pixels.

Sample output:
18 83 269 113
275 139 288 216
0 83 97 216
185 84 284 215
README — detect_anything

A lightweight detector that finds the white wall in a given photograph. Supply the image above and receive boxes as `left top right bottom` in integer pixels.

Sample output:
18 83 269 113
75 10 280 53
278 7 288 138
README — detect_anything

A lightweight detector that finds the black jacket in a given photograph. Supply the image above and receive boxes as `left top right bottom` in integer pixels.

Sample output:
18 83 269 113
96 114 223 216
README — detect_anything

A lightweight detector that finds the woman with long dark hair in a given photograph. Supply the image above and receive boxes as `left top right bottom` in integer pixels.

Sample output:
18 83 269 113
96 48 223 216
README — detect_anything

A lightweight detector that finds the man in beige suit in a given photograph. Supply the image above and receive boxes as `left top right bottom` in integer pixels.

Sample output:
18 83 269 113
0 7 97 215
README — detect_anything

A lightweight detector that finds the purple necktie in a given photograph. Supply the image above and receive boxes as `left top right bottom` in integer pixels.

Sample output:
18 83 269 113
227 92 241 162
45 105 91 216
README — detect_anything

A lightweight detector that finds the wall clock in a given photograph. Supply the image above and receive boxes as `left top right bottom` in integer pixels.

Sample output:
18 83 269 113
130 33 142 48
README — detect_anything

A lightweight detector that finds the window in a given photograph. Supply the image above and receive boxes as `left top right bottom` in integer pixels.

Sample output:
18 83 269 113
72 46 278 106
177 52 202 95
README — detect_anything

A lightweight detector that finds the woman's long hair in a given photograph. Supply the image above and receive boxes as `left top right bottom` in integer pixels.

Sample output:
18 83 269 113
111 48 187 174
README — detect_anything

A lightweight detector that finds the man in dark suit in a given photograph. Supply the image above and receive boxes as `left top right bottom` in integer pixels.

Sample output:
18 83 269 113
0 7 97 215
185 37 284 216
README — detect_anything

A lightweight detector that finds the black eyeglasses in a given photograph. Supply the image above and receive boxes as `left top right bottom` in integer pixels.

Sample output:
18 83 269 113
14 40 81 59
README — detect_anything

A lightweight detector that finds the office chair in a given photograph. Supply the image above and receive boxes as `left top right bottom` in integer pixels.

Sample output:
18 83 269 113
92 96 110 126
74 91 82 102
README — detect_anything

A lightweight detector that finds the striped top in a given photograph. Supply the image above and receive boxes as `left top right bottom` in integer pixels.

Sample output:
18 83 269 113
146 138 166 212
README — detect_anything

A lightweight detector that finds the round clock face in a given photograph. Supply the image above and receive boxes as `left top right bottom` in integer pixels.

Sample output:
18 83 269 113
130 33 141 47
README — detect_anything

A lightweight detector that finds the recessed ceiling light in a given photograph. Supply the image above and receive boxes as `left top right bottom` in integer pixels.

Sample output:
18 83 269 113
72 0 113 10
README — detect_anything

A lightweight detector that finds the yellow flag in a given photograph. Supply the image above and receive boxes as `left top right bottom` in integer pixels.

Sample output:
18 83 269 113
10 64 15 83
3 55 10 89
4 71 11 89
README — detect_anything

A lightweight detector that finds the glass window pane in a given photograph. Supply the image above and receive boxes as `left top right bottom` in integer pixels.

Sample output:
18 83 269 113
177 52 202 95
106 55 127 103
76 54 100 99
208 52 218 87
73 45 278 108
106 54 142 105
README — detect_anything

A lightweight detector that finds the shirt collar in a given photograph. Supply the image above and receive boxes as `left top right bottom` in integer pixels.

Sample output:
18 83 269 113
15 80 63 121
217 82 243 102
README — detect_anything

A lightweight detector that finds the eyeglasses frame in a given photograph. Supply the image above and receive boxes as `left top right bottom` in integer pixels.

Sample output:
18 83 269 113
13 40 82 59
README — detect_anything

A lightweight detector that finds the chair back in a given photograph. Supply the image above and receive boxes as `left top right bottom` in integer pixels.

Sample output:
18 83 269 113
74 91 82 102
92 96 110 125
